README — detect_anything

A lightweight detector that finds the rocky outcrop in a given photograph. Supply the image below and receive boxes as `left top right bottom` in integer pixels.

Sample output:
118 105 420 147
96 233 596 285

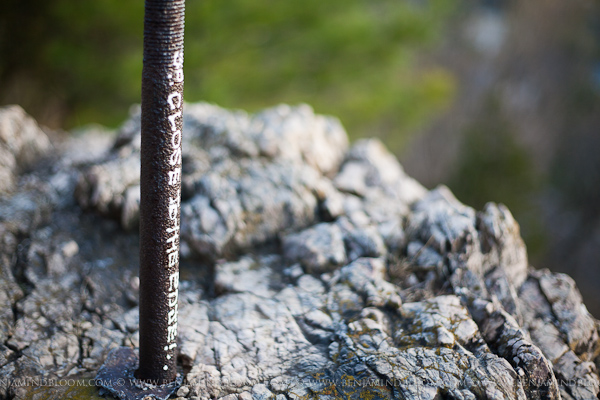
0 106 51 194
0 104 598 400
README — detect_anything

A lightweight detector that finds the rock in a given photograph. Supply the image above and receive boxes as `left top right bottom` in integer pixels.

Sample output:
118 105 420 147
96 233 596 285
0 253 23 343
0 105 598 400
334 257 402 310
537 272 599 356
0 105 52 193
335 215 387 262
334 138 426 203
282 222 347 273
469 298 560 400
177 385 191 397
76 103 347 255
214 256 274 297
251 383 274 400
111 306 139 333
519 272 600 400
21 332 79 375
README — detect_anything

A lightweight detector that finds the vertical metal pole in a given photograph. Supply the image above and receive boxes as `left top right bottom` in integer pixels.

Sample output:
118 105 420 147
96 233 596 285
138 0 185 383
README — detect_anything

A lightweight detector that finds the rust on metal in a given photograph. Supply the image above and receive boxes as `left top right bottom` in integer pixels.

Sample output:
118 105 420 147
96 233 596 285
96 347 182 400
137 0 185 384
96 0 185 396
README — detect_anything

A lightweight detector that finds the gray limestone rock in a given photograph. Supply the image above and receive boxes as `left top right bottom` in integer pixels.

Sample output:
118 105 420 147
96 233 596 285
0 105 598 400
283 222 347 273
75 103 348 260
0 105 52 194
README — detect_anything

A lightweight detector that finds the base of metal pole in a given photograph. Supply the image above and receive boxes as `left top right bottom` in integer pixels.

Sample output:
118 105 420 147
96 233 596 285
96 347 182 400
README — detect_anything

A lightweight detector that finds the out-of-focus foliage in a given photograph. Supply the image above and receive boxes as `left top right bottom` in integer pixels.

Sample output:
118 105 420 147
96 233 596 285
448 97 547 257
0 0 144 127
436 1 600 316
0 0 456 144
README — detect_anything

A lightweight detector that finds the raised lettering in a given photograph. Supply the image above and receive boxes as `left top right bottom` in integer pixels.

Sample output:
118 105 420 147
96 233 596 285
167 93 182 110
169 147 181 166
168 272 179 291
172 51 183 69
168 196 179 219
168 304 178 325
171 130 181 148
168 168 181 185
167 324 178 342
163 49 183 355
166 235 178 253
168 112 181 132
168 290 178 307
168 251 178 268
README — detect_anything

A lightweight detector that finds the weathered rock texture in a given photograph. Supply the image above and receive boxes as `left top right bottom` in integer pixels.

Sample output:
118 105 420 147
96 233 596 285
0 103 598 400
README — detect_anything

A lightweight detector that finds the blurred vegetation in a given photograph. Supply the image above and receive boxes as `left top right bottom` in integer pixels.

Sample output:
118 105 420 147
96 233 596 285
448 97 547 257
1 0 456 147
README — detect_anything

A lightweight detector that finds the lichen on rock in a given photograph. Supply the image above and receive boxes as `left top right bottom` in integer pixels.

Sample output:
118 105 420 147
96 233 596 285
0 103 598 400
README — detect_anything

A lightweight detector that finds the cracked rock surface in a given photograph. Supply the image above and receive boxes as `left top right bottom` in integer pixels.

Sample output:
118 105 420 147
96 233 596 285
0 103 599 400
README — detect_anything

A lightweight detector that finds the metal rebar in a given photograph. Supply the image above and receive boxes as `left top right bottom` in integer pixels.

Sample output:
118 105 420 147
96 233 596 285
138 0 185 384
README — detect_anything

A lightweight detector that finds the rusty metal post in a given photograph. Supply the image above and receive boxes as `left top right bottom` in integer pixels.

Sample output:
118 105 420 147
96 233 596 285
137 0 185 384
96 1 185 397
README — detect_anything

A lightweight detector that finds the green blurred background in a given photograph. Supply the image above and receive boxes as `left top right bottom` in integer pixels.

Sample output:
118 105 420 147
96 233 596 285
0 0 455 136
2 0 600 316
